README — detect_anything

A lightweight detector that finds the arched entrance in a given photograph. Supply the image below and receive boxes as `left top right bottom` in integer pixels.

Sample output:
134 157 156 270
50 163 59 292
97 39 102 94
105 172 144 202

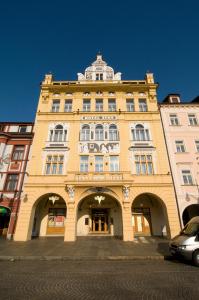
132 193 169 237
77 193 123 238
0 206 10 237
182 204 199 226
32 194 67 238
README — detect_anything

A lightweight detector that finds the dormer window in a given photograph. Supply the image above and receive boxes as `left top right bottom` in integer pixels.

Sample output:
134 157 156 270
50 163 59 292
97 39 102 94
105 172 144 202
96 73 103 80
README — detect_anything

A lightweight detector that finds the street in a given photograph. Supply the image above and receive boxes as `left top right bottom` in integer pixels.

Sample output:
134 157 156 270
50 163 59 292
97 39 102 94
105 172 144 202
0 259 199 300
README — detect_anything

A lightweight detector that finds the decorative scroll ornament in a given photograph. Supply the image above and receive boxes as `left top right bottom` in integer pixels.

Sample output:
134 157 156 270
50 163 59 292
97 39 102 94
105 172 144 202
0 154 11 169
123 186 130 199
67 185 75 200
49 195 59 205
94 195 105 205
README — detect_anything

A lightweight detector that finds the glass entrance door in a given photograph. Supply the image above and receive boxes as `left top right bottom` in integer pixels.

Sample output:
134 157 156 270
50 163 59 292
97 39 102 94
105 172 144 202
92 210 108 233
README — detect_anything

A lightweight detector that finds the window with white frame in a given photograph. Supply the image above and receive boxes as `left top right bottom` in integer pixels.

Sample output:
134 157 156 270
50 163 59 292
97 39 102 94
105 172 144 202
139 99 147 112
64 100 72 112
195 140 199 152
135 155 153 175
45 155 64 175
110 156 119 171
175 140 185 153
109 124 118 141
80 156 89 172
95 99 103 111
188 114 198 126
5 174 19 191
51 100 60 112
12 145 25 160
108 99 116 111
49 125 67 142
80 125 90 141
170 114 179 126
182 170 193 185
83 99 91 111
95 156 103 172
132 124 150 141
95 125 104 141
126 99 134 112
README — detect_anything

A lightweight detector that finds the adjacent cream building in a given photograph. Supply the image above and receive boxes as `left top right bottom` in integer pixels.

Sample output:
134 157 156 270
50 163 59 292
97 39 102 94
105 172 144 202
14 55 180 241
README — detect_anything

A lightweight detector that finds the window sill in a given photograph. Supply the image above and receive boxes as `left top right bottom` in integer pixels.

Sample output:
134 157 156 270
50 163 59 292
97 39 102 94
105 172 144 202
175 152 189 154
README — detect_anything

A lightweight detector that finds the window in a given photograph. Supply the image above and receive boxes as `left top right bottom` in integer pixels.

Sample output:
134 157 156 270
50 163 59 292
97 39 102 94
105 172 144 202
109 125 118 141
95 156 103 172
170 114 179 126
95 99 103 111
182 170 193 185
12 146 25 160
95 125 104 141
96 73 103 80
175 141 185 153
51 100 60 112
80 125 90 141
126 99 135 112
80 156 89 172
83 99 91 111
135 155 153 175
64 100 72 112
5 174 18 191
49 125 67 142
188 114 198 126
45 155 64 175
139 99 147 112
108 99 116 111
19 126 27 133
195 140 199 152
132 124 150 141
110 156 119 172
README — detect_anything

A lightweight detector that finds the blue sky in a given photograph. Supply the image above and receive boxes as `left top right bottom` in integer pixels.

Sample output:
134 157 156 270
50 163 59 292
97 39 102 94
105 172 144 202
0 0 199 121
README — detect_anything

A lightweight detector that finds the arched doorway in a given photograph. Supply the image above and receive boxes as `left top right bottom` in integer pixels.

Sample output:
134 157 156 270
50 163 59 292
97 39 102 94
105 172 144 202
132 193 169 237
32 194 67 238
182 204 199 226
77 193 122 238
0 206 10 237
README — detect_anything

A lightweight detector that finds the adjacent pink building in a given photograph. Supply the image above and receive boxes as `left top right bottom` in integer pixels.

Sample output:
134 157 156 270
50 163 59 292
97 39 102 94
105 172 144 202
160 95 199 227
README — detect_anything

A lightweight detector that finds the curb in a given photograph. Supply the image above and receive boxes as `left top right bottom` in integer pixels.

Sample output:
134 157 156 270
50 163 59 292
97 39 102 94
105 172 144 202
0 255 168 261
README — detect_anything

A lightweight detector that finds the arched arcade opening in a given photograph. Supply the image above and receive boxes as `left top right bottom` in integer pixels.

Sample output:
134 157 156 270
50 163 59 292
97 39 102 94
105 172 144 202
182 204 199 226
0 206 10 237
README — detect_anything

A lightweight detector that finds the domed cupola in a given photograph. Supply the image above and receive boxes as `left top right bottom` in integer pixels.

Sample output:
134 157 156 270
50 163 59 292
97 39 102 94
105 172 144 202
77 54 121 81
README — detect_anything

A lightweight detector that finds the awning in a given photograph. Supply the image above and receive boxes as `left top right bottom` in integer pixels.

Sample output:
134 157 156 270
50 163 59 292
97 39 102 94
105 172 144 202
0 207 10 215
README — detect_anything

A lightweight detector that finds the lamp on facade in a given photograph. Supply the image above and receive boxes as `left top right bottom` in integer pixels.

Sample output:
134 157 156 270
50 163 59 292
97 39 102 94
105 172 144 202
94 195 105 205
49 195 59 205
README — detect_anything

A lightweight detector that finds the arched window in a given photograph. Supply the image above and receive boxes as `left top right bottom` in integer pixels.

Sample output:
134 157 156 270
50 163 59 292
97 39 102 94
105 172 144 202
81 125 90 141
132 124 150 141
95 125 104 141
109 124 118 141
49 125 67 142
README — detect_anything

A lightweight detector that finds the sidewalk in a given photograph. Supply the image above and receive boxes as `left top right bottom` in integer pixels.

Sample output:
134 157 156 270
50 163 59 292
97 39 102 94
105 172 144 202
0 236 170 261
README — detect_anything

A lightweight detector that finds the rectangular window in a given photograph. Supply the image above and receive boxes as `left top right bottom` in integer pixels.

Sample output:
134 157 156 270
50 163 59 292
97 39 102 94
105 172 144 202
51 100 60 112
45 155 64 175
182 170 193 185
139 99 147 112
126 99 135 112
170 114 179 126
12 145 25 160
135 155 153 175
19 126 27 133
95 156 103 172
96 73 103 80
95 99 103 111
108 99 116 111
64 100 72 112
83 99 91 112
80 156 89 172
110 156 119 172
195 140 199 152
188 114 198 126
5 174 18 191
175 141 185 153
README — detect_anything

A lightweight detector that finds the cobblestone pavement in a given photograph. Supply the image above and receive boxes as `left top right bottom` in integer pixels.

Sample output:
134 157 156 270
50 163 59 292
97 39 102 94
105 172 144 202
0 260 199 300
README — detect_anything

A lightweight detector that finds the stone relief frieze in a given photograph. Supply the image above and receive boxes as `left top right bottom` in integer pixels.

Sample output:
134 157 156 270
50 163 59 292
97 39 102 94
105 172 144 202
79 142 120 154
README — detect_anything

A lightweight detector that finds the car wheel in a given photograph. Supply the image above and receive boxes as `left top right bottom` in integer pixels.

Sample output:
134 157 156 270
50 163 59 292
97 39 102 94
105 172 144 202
193 250 199 267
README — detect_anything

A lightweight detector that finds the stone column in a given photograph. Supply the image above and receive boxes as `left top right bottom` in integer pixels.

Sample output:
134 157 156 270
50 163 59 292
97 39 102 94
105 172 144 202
122 186 134 241
64 185 76 242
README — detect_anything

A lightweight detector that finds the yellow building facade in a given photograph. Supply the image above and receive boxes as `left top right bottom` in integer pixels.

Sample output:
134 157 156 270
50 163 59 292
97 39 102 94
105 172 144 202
14 55 180 241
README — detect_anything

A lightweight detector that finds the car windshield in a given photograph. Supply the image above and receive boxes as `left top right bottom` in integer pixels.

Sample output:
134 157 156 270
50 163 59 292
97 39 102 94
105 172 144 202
181 223 199 236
